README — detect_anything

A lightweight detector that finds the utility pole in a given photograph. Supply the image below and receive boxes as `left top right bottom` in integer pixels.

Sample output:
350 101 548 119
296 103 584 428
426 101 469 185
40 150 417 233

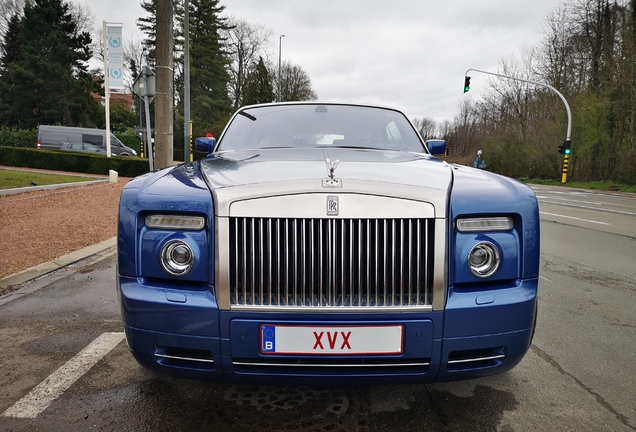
155 0 174 169
184 0 191 163
464 68 572 183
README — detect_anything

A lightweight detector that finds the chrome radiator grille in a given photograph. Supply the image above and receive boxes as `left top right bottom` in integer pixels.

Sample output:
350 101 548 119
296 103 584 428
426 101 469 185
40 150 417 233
229 217 434 308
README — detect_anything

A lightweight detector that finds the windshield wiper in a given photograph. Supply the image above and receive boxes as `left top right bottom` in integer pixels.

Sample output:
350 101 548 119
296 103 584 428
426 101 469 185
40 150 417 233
238 110 257 121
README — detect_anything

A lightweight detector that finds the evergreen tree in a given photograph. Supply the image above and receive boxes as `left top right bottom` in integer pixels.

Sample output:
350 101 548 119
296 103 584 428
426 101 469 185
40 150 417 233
242 56 274 106
0 0 27 38
0 13 23 126
137 0 156 63
188 0 232 132
138 0 183 67
0 13 22 68
0 0 99 128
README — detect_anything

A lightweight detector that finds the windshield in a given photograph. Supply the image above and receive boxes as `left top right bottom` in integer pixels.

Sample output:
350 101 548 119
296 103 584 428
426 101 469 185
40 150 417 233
217 104 425 153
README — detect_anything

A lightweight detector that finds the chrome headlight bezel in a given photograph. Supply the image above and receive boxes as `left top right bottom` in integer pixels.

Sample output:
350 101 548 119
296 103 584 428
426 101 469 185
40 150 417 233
160 240 195 276
467 241 501 278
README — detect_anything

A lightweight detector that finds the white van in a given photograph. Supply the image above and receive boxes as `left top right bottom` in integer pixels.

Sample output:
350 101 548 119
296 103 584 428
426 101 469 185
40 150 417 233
37 125 137 156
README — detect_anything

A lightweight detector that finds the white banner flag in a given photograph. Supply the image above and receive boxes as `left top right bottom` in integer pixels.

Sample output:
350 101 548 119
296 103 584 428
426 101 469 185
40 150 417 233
106 25 123 89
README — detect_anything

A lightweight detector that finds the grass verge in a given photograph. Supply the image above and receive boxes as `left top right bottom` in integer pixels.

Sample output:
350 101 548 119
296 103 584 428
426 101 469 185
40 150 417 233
0 169 101 189
520 177 636 193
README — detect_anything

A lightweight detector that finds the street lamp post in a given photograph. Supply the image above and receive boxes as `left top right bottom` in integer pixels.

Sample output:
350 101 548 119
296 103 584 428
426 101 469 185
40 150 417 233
278 34 285 101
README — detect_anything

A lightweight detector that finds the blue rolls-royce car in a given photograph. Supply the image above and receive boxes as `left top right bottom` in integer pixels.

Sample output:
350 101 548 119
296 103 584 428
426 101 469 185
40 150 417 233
117 102 539 384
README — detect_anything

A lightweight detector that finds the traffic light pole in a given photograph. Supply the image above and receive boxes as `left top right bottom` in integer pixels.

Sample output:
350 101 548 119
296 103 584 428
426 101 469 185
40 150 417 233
465 68 572 183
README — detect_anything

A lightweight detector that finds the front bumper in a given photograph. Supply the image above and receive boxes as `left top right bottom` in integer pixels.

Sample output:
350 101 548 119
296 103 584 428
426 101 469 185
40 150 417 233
118 276 537 384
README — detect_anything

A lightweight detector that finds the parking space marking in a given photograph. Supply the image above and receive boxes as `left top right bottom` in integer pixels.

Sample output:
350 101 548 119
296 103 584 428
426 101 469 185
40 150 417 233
1 332 125 419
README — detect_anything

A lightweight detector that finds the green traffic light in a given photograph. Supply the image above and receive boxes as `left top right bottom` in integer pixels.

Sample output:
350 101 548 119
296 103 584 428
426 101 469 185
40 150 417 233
564 148 571 155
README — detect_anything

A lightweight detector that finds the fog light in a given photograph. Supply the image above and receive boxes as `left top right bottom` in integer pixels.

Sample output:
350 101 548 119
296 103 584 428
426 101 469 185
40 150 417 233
468 242 500 278
160 240 194 276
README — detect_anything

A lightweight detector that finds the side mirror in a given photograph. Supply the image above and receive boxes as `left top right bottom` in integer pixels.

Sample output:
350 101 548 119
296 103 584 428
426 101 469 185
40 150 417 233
195 137 216 154
425 139 447 155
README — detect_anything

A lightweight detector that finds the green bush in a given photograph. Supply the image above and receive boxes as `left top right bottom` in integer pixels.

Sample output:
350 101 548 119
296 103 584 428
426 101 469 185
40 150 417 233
0 146 150 177
0 127 37 148
115 128 142 155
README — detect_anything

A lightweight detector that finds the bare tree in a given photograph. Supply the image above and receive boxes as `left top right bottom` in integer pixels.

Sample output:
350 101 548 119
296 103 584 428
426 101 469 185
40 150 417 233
224 18 272 109
278 60 317 101
68 1 94 35
123 37 148 89
535 4 582 95
412 117 438 141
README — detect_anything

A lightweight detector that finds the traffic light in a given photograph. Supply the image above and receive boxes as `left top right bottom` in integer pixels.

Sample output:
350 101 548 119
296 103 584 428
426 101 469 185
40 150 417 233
558 140 571 155
463 76 471 93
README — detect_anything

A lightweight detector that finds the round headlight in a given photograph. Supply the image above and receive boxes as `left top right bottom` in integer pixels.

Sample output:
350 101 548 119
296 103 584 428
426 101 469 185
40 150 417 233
160 240 194 276
468 242 500 278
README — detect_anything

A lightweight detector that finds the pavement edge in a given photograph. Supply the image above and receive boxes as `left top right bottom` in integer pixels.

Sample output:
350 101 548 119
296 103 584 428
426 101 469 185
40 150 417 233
0 237 117 291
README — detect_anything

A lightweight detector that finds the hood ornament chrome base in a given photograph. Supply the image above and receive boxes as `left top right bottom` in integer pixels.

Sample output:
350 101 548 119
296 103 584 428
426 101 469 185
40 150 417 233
322 178 342 188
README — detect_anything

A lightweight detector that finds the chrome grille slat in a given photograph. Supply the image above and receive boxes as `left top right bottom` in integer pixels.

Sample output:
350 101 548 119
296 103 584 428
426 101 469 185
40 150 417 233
250 218 255 304
417 221 421 302
375 219 379 305
284 219 289 306
384 219 388 307
391 219 396 306
229 217 433 308
366 219 371 307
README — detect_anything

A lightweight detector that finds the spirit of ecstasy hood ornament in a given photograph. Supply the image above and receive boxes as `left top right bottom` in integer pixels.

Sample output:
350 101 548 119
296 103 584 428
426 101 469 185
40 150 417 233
325 158 339 180
323 157 342 188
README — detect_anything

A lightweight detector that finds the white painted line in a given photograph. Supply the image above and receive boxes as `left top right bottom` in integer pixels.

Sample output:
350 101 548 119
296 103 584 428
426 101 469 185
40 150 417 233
536 195 604 206
1 332 125 419
540 275 553 283
540 211 609 225
539 200 636 216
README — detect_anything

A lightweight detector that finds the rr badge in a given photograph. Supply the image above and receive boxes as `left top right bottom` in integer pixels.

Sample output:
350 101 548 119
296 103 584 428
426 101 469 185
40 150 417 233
326 196 339 216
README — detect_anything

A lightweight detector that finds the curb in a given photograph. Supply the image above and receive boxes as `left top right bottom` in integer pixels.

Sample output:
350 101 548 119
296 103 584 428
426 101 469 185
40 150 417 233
0 179 109 196
0 237 117 291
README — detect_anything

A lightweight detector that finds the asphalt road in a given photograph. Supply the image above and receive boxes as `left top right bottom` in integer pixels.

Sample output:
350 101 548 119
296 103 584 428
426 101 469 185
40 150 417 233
0 184 634 432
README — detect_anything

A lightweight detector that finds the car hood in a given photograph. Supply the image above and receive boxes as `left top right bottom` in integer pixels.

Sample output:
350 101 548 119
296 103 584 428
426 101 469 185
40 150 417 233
199 148 452 217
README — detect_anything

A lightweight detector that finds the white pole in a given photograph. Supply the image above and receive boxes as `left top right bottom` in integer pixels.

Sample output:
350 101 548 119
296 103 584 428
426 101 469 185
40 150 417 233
143 67 154 171
278 34 285 101
103 21 112 157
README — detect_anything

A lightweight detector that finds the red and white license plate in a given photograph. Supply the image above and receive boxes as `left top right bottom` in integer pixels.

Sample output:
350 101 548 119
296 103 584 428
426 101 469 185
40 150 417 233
260 324 404 355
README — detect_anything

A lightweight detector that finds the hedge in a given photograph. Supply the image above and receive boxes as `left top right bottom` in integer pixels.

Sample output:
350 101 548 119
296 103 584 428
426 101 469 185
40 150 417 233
0 146 150 178
0 126 142 155
0 127 37 147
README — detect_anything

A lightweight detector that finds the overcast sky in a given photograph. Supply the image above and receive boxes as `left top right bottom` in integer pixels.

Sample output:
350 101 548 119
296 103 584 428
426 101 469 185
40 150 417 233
85 0 564 124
